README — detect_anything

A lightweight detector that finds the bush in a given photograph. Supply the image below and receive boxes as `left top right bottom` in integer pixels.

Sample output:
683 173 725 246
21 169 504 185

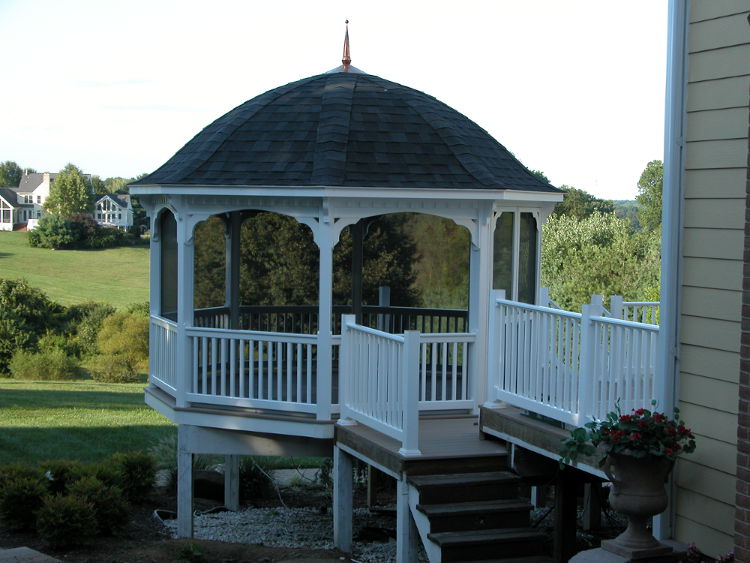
106 451 156 502
28 214 78 249
39 460 89 495
29 213 127 250
70 301 116 357
0 476 47 530
36 494 95 549
0 462 44 491
68 477 129 534
89 312 148 382
0 279 63 375
239 457 274 503
9 347 79 381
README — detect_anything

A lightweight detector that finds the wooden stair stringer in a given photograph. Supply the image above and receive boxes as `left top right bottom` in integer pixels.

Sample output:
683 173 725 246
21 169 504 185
408 483 442 563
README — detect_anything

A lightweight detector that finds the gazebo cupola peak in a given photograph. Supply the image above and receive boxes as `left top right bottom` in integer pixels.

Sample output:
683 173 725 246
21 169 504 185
131 44 562 436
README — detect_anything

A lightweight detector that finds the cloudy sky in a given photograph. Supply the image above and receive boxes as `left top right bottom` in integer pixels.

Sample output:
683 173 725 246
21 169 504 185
0 0 667 200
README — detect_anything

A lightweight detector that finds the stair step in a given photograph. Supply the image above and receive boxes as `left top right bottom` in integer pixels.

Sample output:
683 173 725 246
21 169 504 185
417 499 532 532
410 471 521 504
460 557 553 563
429 527 549 562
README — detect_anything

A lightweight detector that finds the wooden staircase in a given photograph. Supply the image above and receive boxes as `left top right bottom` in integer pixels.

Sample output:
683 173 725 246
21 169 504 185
408 468 553 562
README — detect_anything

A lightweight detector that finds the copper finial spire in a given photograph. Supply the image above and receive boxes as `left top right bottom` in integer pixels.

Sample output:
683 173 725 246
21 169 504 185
342 20 351 69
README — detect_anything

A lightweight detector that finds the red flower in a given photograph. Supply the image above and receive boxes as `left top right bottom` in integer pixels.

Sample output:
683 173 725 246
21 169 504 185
653 413 666 422
637 420 648 428
620 415 632 423
629 432 642 441
664 447 673 456
635 408 645 416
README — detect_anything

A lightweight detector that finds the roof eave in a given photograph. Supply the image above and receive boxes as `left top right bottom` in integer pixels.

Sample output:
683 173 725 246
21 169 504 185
130 183 563 203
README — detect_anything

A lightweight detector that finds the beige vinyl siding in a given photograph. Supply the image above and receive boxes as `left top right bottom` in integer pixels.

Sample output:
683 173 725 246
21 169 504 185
678 3 750 556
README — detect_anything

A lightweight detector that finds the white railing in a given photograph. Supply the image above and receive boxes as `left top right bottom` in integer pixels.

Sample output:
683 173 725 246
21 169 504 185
339 315 421 455
150 316 178 394
610 296 660 325
185 326 319 414
589 316 658 420
418 333 475 410
489 291 659 426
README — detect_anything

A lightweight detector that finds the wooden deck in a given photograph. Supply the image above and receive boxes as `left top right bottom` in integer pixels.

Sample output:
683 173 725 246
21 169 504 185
336 414 508 477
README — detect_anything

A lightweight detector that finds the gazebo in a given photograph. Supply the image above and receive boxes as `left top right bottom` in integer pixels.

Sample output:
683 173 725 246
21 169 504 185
131 30 562 547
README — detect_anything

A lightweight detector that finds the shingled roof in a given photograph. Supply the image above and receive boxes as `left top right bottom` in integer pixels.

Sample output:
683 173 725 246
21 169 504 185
133 71 558 193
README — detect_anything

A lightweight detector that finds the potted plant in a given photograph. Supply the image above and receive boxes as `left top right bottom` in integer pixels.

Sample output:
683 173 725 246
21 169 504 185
560 401 696 557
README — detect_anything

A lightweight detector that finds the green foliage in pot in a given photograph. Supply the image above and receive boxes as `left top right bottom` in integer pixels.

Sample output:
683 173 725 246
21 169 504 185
560 400 697 467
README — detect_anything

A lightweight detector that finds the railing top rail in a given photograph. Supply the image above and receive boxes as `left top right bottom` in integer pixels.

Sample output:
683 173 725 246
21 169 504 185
622 301 660 307
344 321 406 343
494 298 582 320
418 332 476 342
361 304 468 316
186 325 318 342
150 315 178 328
591 315 659 331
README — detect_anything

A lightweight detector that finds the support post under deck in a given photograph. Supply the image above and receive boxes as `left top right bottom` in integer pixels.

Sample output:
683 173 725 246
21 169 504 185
177 425 194 538
396 478 418 563
333 445 353 553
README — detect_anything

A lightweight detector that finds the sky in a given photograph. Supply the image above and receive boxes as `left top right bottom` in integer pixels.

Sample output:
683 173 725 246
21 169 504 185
0 0 667 201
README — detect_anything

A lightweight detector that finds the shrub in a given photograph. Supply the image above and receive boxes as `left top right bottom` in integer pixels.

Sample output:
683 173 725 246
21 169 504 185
28 214 78 249
68 477 129 534
70 301 116 357
36 494 95 549
239 457 274 503
89 312 148 382
106 451 157 502
9 347 79 381
0 476 47 530
39 459 89 494
126 301 150 317
0 462 44 491
0 279 62 375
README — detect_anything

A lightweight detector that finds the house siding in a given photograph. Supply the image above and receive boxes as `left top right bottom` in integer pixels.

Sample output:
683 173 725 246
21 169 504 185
680 3 750 558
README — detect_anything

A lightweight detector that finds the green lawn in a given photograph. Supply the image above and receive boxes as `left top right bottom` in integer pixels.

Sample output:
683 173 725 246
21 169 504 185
0 380 174 465
0 231 149 308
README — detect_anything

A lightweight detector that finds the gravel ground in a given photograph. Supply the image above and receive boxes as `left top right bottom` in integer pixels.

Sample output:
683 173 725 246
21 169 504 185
163 506 425 562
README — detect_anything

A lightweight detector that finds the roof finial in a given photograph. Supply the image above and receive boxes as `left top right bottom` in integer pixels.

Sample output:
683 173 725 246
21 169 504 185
342 19 351 69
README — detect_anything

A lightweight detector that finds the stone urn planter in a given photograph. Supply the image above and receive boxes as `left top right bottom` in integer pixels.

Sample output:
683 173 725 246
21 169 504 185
601 453 674 558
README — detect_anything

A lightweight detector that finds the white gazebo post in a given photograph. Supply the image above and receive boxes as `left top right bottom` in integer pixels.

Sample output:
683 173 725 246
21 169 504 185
467 203 495 409
148 210 162 324
175 209 196 409
313 214 335 421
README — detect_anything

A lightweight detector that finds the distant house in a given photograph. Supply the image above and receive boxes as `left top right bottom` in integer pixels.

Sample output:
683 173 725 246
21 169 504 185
0 171 133 231
0 187 34 231
94 193 133 230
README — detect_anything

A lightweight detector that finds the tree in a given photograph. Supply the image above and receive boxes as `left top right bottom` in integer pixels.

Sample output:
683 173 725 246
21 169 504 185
193 211 419 310
0 279 63 374
541 212 660 311
636 160 663 231
552 186 614 219
0 161 23 187
90 312 149 382
43 163 91 216
89 175 106 193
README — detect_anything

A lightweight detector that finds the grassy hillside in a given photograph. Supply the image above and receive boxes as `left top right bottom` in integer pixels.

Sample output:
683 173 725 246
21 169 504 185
0 231 149 308
0 380 173 465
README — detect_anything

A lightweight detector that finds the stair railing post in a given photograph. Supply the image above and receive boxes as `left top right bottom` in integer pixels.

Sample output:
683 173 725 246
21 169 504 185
338 314 357 426
610 295 624 320
399 330 421 456
485 289 505 406
579 295 604 424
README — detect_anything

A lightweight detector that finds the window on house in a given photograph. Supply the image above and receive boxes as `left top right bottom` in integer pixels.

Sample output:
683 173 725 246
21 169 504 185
36 195 41 203
1 209 9 223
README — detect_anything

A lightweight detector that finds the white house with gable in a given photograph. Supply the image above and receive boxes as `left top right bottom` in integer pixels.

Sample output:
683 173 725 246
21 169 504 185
0 171 133 231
